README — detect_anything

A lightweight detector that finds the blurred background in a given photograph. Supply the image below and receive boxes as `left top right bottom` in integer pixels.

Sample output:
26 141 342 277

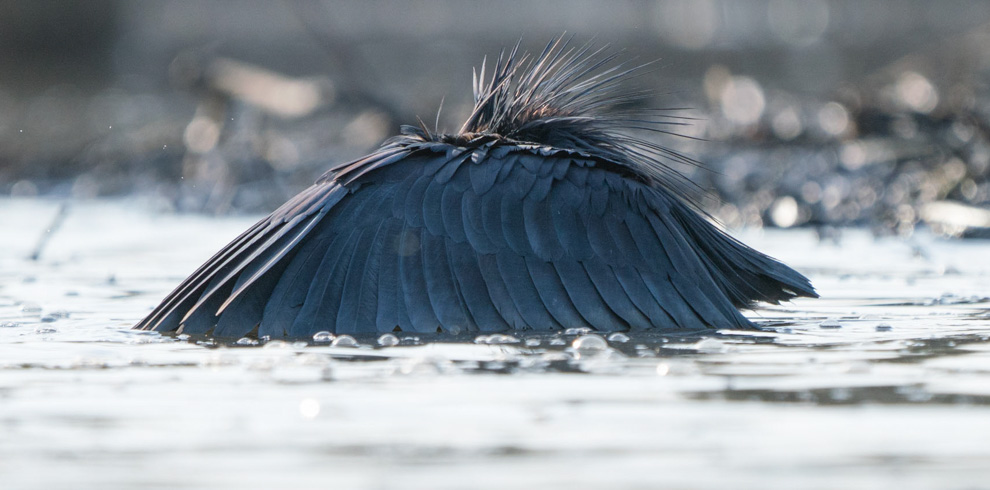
3 0 990 236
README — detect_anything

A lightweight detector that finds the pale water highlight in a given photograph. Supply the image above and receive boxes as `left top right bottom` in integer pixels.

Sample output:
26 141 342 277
2 198 989 489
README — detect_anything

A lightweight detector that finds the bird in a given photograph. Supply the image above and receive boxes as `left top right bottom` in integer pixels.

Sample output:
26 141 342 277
134 38 817 340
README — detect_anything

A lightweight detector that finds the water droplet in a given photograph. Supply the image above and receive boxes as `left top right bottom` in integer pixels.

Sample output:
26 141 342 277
606 332 630 343
377 333 399 347
235 337 258 346
299 398 320 419
331 335 358 347
572 334 608 351
820 319 843 329
563 327 593 336
656 363 670 376
19 303 42 314
875 324 893 332
312 331 334 343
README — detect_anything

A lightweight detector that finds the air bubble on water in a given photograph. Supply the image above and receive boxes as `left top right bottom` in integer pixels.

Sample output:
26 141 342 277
820 319 843 329
177 334 190 341
830 387 853 402
549 337 566 346
875 324 893 332
263 340 290 350
563 327 593 336
484 361 507 371
331 335 358 347
692 338 729 353
524 338 541 347
493 334 519 344
570 337 627 373
572 334 608 351
20 303 42 315
607 332 630 343
235 337 258 346
896 385 933 403
475 334 519 345
635 345 656 358
377 333 400 347
312 331 334 343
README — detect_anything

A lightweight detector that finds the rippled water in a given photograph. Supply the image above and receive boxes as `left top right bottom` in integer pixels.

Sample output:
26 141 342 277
2 197 989 490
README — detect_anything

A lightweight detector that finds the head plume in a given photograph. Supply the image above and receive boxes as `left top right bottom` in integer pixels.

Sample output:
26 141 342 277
412 37 709 203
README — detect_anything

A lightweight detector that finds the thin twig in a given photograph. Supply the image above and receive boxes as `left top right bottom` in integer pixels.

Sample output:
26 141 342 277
29 202 70 261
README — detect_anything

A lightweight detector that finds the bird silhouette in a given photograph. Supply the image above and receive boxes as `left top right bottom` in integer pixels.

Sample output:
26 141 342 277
134 39 817 339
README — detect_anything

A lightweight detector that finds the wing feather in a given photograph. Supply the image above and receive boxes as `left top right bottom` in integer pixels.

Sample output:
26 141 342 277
495 250 562 330
524 257 586 328
421 232 474 333
477 253 528 329
447 242 511 332
398 225 441 333
138 141 813 339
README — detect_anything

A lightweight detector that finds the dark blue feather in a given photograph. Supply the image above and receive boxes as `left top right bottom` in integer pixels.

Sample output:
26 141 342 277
524 257 586 328
552 259 624 328
477 253 528 330
398 225 441 333
421 232 473 333
447 242 511 332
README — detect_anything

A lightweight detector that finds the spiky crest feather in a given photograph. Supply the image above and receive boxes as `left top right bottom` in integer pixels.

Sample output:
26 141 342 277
403 37 709 205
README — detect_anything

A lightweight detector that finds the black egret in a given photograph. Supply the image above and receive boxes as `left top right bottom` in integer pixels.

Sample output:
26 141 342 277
135 40 817 339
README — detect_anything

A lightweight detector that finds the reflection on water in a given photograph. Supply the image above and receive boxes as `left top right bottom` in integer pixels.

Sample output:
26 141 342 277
1 198 989 489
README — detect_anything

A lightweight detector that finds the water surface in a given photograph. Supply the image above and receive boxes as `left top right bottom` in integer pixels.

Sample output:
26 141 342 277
2 198 989 489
